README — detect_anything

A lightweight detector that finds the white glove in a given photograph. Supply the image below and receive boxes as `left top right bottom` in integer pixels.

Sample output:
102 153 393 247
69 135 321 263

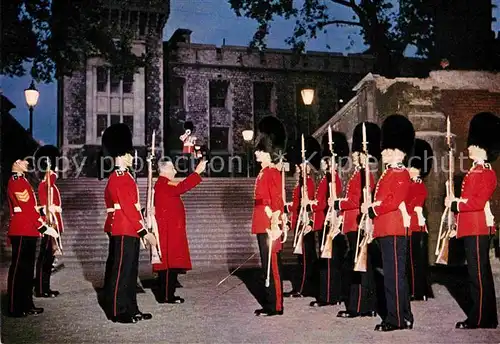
48 204 57 213
266 228 282 241
264 206 273 218
304 225 313 235
44 226 59 239
144 232 157 247
185 129 191 136
361 202 369 214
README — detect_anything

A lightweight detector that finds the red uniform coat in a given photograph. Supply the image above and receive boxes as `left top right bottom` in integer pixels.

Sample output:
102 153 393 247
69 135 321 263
454 163 497 238
311 174 342 230
338 168 375 233
153 173 202 271
107 169 144 237
103 180 114 233
252 166 284 251
405 179 427 234
370 165 411 238
38 172 64 233
288 176 315 231
7 173 43 237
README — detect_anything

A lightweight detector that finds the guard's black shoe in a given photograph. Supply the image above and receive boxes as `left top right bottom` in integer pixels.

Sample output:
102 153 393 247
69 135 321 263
310 301 338 307
254 308 268 315
291 292 304 298
360 311 377 317
283 290 297 298
165 296 184 304
411 295 427 301
112 314 137 324
27 307 44 315
134 312 153 321
35 290 59 298
374 321 411 331
8 311 27 318
261 310 283 317
337 310 359 318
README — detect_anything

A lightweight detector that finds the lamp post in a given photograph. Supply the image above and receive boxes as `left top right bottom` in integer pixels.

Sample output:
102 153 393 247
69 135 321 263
242 129 254 178
24 80 40 136
300 88 315 135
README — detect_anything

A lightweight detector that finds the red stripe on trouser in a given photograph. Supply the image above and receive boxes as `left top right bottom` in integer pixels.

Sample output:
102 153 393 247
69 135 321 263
299 240 306 293
394 236 401 327
271 252 282 311
409 236 415 295
327 259 331 303
357 285 362 313
165 271 169 301
113 237 124 317
476 237 483 326
10 237 23 313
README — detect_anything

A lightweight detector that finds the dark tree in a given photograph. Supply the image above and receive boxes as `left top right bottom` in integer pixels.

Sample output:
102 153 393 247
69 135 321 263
228 0 435 76
1 0 147 82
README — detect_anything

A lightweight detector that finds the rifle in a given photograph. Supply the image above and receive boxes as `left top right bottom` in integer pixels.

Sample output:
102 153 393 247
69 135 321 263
145 130 162 264
293 135 311 255
354 123 373 272
435 117 456 265
280 156 290 243
321 125 342 259
45 158 63 256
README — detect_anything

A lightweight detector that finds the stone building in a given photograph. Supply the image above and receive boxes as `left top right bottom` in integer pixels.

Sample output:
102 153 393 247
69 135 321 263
313 70 500 261
164 29 424 175
57 0 170 177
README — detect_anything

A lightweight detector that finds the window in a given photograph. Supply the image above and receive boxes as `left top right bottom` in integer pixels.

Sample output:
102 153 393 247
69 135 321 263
209 80 228 108
170 77 185 108
216 48 222 60
253 82 273 111
95 67 135 139
210 127 229 151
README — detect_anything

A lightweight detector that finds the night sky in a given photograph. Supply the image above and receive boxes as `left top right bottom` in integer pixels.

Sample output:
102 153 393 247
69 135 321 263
1 0 498 145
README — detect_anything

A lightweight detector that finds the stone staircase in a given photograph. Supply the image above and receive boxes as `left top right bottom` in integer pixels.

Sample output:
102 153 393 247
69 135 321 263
52 177 298 269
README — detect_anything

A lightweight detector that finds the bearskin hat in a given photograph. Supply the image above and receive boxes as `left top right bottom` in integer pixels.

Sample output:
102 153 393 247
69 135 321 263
409 139 434 178
184 121 194 132
351 122 382 160
255 115 287 162
466 112 500 162
305 136 321 170
322 131 350 167
101 123 134 158
381 114 415 156
34 145 61 172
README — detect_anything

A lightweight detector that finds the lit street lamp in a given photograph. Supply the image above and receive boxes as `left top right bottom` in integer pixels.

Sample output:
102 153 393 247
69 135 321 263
242 129 254 178
299 88 315 136
24 80 40 136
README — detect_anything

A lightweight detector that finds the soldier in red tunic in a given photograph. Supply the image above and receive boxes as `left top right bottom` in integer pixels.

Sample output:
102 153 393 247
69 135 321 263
152 159 207 303
283 137 318 298
180 121 197 174
447 112 499 329
34 145 64 298
102 123 157 324
335 122 380 317
406 139 433 301
309 131 348 307
252 115 286 316
364 114 415 331
6 158 58 317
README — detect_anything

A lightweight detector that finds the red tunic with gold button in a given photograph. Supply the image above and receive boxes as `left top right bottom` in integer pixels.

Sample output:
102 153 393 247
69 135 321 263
252 166 284 251
454 163 497 238
288 176 315 231
7 173 43 237
107 169 144 237
153 173 202 271
338 168 375 233
405 179 427 234
312 174 342 231
371 165 411 238
38 172 64 233
103 180 114 233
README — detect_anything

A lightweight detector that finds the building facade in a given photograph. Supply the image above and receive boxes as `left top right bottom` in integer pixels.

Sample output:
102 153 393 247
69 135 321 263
57 0 170 177
164 29 424 174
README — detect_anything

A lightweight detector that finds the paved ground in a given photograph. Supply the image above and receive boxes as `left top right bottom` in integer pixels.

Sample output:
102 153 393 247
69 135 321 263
1 260 500 344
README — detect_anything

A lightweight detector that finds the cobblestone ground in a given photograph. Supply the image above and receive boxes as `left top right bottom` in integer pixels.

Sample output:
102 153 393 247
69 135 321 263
1 260 500 344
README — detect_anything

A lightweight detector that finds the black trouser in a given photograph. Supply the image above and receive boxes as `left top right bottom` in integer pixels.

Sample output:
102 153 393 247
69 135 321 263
106 235 140 318
407 232 429 299
257 234 283 312
8 236 38 314
377 236 413 327
158 270 179 301
34 235 55 294
317 230 346 303
462 235 498 328
103 232 114 289
296 231 317 296
343 232 377 313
